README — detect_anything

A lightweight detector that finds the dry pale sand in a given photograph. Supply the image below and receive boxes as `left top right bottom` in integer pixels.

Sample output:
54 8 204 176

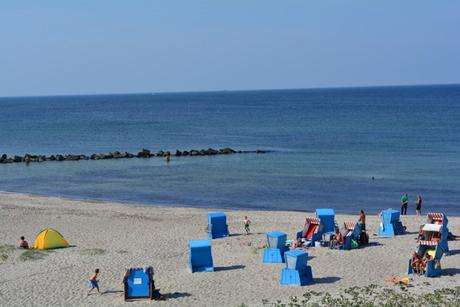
0 192 459 307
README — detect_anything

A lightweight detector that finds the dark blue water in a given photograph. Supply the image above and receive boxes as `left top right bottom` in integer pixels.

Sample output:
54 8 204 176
1 85 459 214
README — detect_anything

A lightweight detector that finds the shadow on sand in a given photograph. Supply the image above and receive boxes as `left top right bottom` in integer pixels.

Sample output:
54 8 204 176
359 242 383 249
447 249 460 256
444 268 460 276
102 290 123 295
214 265 246 272
162 291 192 300
314 276 341 284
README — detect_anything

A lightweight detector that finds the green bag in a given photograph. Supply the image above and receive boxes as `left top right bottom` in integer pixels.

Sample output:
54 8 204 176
351 239 358 249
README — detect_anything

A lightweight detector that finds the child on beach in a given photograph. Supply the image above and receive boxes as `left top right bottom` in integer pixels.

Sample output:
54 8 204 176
243 216 251 234
87 269 100 295
19 236 29 249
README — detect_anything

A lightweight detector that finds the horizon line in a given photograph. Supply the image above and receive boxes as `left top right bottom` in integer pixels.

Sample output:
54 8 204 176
1 82 459 99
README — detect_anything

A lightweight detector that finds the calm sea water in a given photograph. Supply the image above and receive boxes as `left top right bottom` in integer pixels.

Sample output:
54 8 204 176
1 85 459 215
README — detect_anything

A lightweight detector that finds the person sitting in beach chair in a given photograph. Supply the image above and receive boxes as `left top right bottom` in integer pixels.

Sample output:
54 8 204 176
411 252 422 274
420 253 432 274
329 227 344 249
19 236 29 249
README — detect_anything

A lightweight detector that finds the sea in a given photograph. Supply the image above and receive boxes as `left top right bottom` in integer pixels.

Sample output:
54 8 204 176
0 85 459 215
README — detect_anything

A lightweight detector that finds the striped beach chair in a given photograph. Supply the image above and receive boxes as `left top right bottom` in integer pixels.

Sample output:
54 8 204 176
408 213 449 277
296 217 320 240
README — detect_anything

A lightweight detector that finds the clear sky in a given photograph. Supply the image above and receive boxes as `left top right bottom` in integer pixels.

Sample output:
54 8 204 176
1 1 459 97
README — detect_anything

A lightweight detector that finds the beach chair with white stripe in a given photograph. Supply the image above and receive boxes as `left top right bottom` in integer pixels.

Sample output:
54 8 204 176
407 214 448 277
426 212 449 253
296 217 320 247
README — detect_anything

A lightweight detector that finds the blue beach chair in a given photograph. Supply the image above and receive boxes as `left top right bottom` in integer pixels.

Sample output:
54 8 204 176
378 210 405 237
263 231 288 263
311 209 336 243
123 267 154 301
280 250 313 286
408 214 449 278
343 221 362 250
189 240 214 273
207 212 229 239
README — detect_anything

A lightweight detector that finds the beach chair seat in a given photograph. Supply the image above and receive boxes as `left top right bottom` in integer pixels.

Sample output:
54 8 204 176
123 267 154 301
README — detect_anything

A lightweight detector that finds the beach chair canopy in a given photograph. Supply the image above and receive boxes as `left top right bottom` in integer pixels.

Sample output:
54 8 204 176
285 249 308 270
427 213 447 225
207 212 229 239
124 267 154 300
315 209 335 234
33 228 69 250
299 217 320 240
382 210 400 224
422 224 442 232
189 240 214 273
267 231 287 250
344 221 355 231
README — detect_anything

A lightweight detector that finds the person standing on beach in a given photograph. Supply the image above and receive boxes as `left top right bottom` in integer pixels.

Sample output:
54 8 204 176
358 210 366 231
243 216 251 234
87 269 100 296
400 193 409 215
415 194 423 216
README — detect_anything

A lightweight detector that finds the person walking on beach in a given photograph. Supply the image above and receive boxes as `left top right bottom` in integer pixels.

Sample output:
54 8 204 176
400 193 409 215
87 269 100 296
415 194 423 216
243 216 251 235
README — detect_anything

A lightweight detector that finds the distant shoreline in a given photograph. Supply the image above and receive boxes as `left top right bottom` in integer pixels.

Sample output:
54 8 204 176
1 82 459 99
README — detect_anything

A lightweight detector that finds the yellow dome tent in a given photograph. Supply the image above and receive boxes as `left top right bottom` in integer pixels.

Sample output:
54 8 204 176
34 228 69 250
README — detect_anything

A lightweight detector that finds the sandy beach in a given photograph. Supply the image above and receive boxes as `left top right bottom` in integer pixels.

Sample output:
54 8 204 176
0 192 459 307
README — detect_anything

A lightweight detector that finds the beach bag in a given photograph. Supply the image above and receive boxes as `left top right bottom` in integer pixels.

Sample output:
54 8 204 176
350 240 358 249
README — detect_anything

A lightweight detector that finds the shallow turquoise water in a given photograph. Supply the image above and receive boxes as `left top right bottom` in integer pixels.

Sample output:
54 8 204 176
1 85 459 214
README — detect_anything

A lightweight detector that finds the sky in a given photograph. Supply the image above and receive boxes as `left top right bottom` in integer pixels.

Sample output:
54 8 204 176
0 1 459 97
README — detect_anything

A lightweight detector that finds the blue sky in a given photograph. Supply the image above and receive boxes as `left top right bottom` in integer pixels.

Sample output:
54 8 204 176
1 1 459 96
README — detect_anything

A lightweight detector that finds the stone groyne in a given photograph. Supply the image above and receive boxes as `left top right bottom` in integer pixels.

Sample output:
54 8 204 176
0 148 269 164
